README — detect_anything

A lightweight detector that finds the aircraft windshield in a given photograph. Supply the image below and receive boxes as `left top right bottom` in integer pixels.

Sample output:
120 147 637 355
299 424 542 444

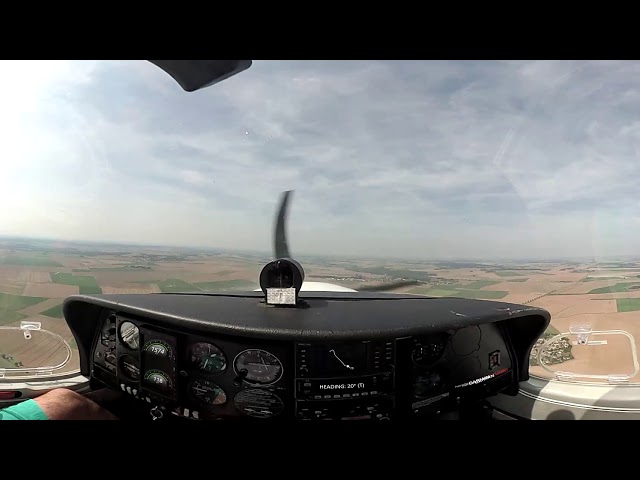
1 60 639 385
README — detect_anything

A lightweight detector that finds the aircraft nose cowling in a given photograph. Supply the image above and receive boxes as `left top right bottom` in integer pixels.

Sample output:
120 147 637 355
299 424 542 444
253 281 356 293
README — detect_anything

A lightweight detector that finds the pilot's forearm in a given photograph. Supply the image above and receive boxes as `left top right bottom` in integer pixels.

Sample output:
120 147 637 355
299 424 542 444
33 388 118 420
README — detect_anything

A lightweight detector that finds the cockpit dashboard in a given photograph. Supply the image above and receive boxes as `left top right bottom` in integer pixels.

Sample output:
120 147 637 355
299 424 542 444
64 291 549 421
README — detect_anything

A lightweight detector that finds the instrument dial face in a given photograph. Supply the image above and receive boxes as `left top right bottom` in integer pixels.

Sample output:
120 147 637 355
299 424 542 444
189 379 227 406
119 354 140 381
233 349 283 385
411 334 448 367
414 370 445 398
143 340 172 358
101 316 116 347
119 321 140 350
190 342 227 374
144 370 172 393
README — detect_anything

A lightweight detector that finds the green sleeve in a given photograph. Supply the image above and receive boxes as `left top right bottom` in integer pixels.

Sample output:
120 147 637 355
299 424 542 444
0 399 49 420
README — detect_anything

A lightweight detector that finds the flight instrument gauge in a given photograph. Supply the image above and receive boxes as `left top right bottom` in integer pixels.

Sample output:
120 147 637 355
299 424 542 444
119 355 140 381
233 349 283 385
100 315 116 347
414 370 445 398
119 321 140 350
144 370 172 393
411 334 448 367
189 379 227 406
190 342 227 374
143 340 172 358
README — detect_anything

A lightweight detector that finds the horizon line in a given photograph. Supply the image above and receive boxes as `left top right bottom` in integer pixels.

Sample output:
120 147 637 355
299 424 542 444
0 234 637 264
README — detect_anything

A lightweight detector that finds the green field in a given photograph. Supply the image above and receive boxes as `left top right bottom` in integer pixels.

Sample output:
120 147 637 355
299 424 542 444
507 278 529 282
0 256 62 267
345 265 435 281
72 265 154 272
494 271 525 277
588 282 640 294
463 280 501 289
545 324 560 335
408 287 458 296
0 357 15 368
194 280 256 291
616 299 640 312
50 272 102 294
451 289 509 300
408 286 508 299
41 303 64 319
0 292 45 326
158 279 200 293
0 311 26 326
582 277 625 282
0 292 47 310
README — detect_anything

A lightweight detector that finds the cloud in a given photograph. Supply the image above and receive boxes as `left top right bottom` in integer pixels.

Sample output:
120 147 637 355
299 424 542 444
0 60 639 260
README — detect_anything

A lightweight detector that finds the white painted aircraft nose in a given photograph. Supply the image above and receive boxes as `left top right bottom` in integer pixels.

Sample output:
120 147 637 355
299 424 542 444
253 281 356 293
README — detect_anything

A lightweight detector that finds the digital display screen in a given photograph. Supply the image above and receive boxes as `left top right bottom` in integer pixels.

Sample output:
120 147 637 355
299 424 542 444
303 342 369 376
300 376 377 396
316 379 371 393
140 328 177 399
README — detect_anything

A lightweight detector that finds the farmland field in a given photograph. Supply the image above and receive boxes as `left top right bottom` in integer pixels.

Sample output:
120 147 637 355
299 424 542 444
0 237 640 385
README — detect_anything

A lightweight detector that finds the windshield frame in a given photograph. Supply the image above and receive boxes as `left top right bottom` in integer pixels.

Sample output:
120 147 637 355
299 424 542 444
491 377 640 419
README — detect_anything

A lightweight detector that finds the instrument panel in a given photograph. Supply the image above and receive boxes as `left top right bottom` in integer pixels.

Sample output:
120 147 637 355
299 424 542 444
91 308 521 421
93 313 291 420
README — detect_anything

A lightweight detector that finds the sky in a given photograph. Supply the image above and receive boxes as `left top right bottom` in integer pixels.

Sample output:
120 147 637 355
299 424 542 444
0 60 639 261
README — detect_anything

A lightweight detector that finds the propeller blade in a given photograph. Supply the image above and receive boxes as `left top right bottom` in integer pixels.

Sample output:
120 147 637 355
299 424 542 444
275 190 293 259
357 280 420 292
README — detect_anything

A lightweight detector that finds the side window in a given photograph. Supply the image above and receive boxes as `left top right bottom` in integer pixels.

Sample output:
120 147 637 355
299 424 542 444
400 263 640 387
0 320 78 380
529 271 640 385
